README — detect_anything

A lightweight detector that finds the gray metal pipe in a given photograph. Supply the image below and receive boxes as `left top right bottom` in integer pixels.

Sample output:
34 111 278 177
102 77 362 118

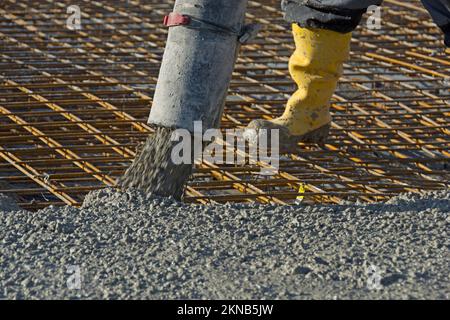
148 0 248 133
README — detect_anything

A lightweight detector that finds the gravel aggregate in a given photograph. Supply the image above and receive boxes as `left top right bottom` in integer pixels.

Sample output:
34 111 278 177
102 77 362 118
0 188 448 299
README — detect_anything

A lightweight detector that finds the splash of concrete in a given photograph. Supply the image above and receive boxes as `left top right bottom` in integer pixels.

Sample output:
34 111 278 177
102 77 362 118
117 126 193 200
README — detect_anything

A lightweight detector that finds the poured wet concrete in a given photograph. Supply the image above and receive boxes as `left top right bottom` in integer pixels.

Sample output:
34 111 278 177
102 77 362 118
0 188 448 299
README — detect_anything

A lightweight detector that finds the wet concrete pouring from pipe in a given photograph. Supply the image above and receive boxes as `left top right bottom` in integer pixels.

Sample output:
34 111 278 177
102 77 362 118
117 126 193 200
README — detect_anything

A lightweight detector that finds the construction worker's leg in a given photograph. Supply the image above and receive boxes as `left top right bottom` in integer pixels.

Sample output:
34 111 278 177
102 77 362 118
247 0 382 146
259 25 352 139
421 0 450 47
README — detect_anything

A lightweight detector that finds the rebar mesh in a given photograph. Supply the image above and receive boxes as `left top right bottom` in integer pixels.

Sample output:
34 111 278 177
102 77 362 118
0 0 448 209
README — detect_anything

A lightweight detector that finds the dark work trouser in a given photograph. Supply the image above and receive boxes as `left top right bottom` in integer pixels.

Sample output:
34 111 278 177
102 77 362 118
281 0 450 46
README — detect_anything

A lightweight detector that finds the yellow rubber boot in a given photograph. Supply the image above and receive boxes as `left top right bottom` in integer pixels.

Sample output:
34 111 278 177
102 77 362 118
247 25 352 148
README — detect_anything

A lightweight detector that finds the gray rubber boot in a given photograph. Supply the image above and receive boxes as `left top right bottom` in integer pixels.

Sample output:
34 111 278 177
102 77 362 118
245 119 331 153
